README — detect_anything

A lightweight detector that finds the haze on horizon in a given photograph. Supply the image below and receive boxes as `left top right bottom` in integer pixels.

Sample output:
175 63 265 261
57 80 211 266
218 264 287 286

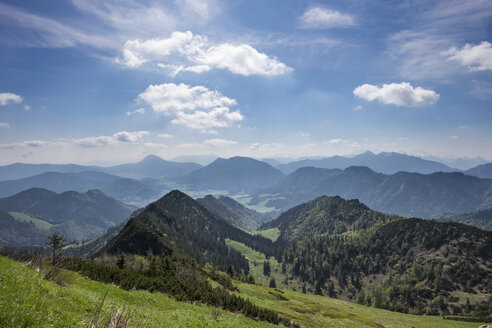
0 0 491 166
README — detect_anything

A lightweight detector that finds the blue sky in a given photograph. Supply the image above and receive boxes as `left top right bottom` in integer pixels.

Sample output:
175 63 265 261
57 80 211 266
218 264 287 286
0 0 491 165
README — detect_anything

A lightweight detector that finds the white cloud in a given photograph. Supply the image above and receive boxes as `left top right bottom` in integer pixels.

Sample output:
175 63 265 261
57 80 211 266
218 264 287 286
0 122 10 128
203 138 237 147
458 125 467 129
399 137 409 141
353 82 439 107
138 83 243 130
158 133 174 139
354 105 363 111
126 108 145 115
113 131 149 142
171 107 243 130
446 41 492 71
138 83 236 115
0 92 22 106
23 105 31 111
195 43 292 76
72 130 149 147
326 138 348 145
295 132 309 137
118 31 292 76
449 135 459 139
299 7 354 29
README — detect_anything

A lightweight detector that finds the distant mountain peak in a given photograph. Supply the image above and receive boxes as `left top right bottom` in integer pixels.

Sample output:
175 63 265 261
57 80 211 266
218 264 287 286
140 154 167 163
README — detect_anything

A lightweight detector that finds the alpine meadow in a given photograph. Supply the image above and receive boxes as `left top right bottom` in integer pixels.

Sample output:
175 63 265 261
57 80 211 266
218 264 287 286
0 1 491 327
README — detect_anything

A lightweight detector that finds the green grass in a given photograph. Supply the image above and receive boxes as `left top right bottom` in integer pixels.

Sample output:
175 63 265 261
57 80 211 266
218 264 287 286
226 240 488 328
8 212 55 230
235 282 485 328
0 256 278 328
253 228 280 242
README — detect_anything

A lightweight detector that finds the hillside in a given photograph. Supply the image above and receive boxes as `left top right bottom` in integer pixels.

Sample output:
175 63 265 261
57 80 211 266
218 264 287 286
250 166 492 217
0 171 162 207
431 207 492 231
178 156 285 193
262 195 397 243
277 151 457 175
197 194 271 230
0 188 136 245
281 218 492 315
103 154 202 179
2 255 486 328
465 163 492 179
97 190 275 273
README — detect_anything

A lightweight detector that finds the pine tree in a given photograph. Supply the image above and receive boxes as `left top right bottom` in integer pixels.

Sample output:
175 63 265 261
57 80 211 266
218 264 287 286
46 231 65 266
269 277 276 288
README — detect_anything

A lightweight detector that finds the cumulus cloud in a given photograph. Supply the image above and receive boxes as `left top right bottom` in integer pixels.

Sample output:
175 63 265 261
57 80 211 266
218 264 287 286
353 82 439 107
138 83 236 115
138 83 243 130
0 92 22 106
118 31 292 76
0 122 9 128
202 138 237 146
126 108 145 115
446 41 492 71
299 7 354 29
72 130 149 147
171 107 243 130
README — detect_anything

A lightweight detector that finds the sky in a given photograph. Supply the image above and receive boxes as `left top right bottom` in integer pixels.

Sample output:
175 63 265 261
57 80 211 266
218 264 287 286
0 0 491 165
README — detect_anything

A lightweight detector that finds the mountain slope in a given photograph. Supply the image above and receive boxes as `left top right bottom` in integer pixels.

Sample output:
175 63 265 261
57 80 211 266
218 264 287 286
104 154 201 179
98 190 275 273
465 163 492 179
178 156 285 193
0 171 161 206
197 195 271 230
431 207 492 231
0 188 136 245
250 166 492 217
262 195 396 243
281 217 492 315
278 151 457 175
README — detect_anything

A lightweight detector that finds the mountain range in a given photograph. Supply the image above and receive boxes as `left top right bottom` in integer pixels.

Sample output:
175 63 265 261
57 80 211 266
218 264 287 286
0 171 163 207
0 188 135 245
96 190 274 273
86 190 491 316
250 166 492 218
276 151 458 175
0 155 201 181
177 156 285 193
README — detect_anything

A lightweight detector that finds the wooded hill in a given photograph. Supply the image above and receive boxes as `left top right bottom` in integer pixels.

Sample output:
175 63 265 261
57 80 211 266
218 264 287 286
96 190 275 274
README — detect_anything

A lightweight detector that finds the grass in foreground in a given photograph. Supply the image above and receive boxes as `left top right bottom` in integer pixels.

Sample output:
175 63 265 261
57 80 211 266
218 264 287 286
235 282 485 328
0 256 277 328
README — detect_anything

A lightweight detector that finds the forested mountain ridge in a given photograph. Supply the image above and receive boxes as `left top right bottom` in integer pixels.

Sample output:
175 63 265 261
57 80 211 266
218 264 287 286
465 163 492 179
97 190 275 273
281 218 492 315
262 195 398 243
197 194 271 230
0 188 135 245
251 166 492 218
